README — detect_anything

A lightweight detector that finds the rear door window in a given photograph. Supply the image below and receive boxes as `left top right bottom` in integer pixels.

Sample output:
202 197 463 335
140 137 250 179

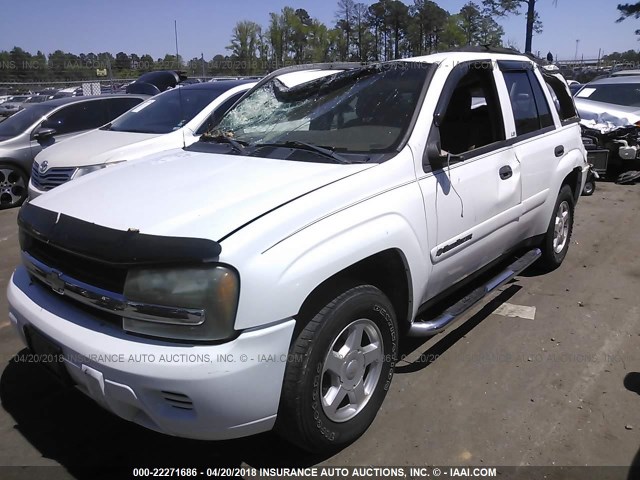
42 100 109 135
503 70 554 136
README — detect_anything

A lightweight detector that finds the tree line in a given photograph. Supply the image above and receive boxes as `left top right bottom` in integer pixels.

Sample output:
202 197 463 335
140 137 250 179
1 0 639 84
0 1 505 82
226 0 505 74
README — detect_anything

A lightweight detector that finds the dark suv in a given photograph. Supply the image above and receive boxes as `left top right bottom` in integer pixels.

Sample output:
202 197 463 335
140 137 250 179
0 94 148 209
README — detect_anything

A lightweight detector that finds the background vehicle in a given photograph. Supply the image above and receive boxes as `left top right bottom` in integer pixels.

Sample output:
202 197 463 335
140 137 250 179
574 76 640 124
22 95 55 107
8 53 587 453
575 77 640 176
0 94 148 209
0 96 33 117
126 70 188 95
29 80 254 198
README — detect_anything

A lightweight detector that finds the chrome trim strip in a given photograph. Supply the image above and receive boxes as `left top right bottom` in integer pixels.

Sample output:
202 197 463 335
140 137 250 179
22 251 206 326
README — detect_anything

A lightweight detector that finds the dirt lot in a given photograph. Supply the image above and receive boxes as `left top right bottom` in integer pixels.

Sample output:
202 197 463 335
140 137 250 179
0 182 639 478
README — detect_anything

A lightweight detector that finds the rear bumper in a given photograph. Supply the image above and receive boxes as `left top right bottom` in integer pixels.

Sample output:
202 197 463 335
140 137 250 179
8 266 295 440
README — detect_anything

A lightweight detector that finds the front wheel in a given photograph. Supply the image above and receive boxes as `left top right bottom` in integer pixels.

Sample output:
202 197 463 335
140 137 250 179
0 163 28 210
276 284 398 453
539 185 575 271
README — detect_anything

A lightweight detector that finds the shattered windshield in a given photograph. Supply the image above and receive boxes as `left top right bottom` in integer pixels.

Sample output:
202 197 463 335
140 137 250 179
208 62 430 157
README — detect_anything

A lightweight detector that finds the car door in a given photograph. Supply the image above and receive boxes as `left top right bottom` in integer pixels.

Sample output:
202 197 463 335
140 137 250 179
497 61 568 240
29 100 110 159
417 60 523 298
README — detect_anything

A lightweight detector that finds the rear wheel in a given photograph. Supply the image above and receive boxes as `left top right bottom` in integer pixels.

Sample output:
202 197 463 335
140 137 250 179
582 179 595 196
0 164 28 210
276 284 398 453
539 185 574 271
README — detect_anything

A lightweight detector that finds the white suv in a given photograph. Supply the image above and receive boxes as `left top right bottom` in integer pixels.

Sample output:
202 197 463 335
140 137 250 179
8 51 588 452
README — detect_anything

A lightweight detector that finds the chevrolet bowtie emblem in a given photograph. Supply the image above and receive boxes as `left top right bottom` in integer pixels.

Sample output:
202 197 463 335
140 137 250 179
45 270 65 295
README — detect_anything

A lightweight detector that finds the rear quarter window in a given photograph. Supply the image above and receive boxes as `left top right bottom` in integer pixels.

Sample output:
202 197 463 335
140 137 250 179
544 74 579 124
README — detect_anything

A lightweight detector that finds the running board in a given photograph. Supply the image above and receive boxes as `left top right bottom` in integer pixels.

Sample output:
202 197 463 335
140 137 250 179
407 248 542 338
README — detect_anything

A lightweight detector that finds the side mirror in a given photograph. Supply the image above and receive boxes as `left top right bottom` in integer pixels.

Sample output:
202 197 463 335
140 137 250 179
33 127 56 142
423 127 445 170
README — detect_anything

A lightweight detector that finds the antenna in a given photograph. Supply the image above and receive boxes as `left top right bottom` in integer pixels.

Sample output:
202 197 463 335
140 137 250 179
175 20 186 148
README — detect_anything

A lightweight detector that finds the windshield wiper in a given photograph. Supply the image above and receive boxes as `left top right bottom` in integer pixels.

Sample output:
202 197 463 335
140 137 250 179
100 123 112 131
200 134 248 154
249 140 351 164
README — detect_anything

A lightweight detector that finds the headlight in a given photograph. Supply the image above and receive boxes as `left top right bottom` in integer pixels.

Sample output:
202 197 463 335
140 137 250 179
72 161 125 180
122 265 239 341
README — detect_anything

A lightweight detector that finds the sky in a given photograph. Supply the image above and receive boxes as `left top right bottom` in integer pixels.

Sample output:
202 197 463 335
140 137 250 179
1 0 638 62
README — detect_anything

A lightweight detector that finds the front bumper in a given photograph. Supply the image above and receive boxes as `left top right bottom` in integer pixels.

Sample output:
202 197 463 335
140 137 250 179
8 266 295 440
27 179 44 200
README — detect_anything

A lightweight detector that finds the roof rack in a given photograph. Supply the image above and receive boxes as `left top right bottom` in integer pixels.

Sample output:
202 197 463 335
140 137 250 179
454 45 522 55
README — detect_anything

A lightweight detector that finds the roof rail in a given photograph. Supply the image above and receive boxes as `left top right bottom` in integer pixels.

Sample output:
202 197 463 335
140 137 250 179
454 45 522 55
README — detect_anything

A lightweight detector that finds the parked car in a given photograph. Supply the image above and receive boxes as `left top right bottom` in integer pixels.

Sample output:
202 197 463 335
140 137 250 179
0 95 33 117
574 76 640 124
610 69 640 78
22 95 55 107
0 89 12 105
29 80 255 198
0 94 148 209
574 76 640 173
569 82 583 96
7 52 588 452
126 70 188 95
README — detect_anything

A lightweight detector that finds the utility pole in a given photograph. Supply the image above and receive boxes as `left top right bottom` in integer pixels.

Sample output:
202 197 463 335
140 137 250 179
574 39 580 63
201 52 205 80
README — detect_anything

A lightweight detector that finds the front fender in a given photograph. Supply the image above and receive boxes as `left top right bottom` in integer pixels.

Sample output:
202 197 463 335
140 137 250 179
230 182 430 330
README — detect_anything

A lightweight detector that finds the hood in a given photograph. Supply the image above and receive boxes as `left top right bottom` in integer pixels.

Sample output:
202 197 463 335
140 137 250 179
35 128 166 168
575 98 640 125
31 149 375 241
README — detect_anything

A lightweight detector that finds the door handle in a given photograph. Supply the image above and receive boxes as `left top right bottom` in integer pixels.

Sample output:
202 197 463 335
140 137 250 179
499 165 513 180
555 145 565 157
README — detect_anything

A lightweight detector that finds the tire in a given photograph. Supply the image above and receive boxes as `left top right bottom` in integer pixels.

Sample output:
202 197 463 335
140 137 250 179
582 179 595 196
276 284 398 453
539 185 575 271
0 163 28 210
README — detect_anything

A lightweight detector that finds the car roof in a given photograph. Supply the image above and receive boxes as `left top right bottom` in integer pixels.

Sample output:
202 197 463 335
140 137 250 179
399 51 532 64
587 76 640 85
178 79 255 92
611 69 640 77
41 94 149 107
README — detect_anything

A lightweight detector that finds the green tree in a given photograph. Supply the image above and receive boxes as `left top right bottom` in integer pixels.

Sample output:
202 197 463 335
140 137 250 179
335 0 355 60
408 1 449 56
483 0 555 53
114 52 131 71
617 2 640 35
227 20 262 74
459 2 504 46
386 0 409 59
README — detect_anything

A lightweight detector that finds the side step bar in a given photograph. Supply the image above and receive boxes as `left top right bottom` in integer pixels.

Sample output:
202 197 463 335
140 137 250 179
407 248 542 338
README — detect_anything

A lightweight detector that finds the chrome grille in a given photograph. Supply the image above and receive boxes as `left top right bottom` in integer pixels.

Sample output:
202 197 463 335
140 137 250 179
30 162 76 191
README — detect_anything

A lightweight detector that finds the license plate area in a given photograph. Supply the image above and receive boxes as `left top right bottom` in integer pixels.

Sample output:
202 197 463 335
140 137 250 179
23 326 74 386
